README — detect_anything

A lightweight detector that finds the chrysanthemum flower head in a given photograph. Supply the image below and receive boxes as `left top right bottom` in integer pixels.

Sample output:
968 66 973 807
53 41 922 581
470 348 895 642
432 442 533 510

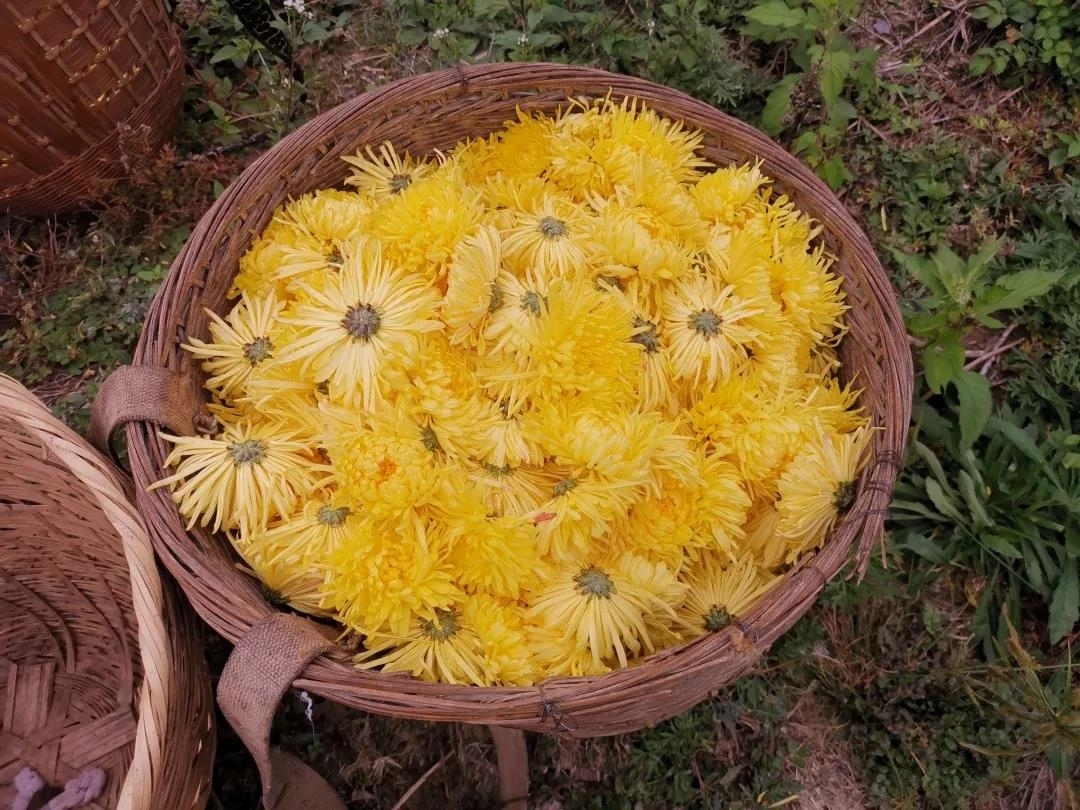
152 418 327 535
500 194 593 279
276 236 442 411
322 512 462 637
342 141 435 199
677 552 778 638
183 291 285 400
692 160 770 226
776 424 874 560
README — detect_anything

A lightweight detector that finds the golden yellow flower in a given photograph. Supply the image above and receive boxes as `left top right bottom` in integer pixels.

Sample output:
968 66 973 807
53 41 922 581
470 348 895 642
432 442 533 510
277 236 441 410
528 552 684 670
342 141 435 199
322 512 461 636
444 225 514 346
182 292 284 400
153 418 326 536
500 194 592 279
776 425 874 560
444 506 540 599
677 552 778 638
692 160 770 226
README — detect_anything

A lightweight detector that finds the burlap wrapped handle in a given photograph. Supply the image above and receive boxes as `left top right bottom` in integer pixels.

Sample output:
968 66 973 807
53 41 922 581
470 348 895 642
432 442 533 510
218 614 348 810
88 365 211 463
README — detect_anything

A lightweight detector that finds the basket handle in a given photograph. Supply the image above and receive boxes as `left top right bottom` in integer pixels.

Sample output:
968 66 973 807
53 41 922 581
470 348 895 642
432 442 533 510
88 365 210 463
218 613 346 810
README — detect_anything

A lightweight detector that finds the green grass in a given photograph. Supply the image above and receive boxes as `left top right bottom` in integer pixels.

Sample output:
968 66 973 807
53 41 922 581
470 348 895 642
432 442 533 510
3 0 1079 807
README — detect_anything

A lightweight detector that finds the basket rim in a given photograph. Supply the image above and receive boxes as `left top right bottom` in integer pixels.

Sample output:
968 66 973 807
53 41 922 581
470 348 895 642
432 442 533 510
126 62 913 733
1 372 214 806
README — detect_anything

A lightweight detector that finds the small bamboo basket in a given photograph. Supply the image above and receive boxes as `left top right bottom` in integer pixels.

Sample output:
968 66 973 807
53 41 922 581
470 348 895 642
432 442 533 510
0 374 215 809
0 0 184 215
91 63 913 807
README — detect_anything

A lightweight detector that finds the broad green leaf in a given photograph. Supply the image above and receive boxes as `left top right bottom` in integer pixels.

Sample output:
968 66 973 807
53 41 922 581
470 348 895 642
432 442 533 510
1022 544 1049 598
957 470 993 528
475 0 510 17
761 75 798 134
925 479 966 525
932 244 971 303
541 4 578 23
953 371 992 448
819 155 850 189
981 533 1023 559
993 419 1047 465
819 49 851 105
677 44 699 69
210 44 240 64
982 269 1063 312
1049 561 1079 643
895 532 950 564
889 498 947 521
914 440 954 491
922 337 965 394
744 1 808 29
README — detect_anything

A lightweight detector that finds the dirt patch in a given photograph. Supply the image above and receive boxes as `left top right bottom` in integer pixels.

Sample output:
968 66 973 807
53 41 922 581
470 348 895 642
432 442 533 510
782 689 868 810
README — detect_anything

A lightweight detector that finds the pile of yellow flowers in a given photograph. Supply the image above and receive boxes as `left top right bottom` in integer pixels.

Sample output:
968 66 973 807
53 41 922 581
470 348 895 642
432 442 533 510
155 98 872 686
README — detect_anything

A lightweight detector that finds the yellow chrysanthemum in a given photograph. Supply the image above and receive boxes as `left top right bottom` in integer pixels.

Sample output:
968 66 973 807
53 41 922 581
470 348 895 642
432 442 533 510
276 236 442 410
480 277 639 413
355 603 488 685
444 224 514 345
467 594 537 686
322 512 461 636
769 244 847 346
342 141 435 199
364 168 485 280
743 502 785 570
444 505 540 599
776 425 874 560
692 161 770 226
528 552 684 671
663 274 772 389
323 408 444 519
278 189 370 245
152 418 326 535
182 292 285 400
677 552 778 638
500 194 592 278
465 458 553 517
233 219 322 299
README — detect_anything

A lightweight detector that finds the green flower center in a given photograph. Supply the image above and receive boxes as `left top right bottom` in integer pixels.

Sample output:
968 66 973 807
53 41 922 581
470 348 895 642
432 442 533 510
834 480 857 512
704 605 731 632
488 283 504 312
520 290 548 316
421 425 442 454
243 336 273 365
630 316 661 353
537 216 569 240
553 477 578 497
316 505 351 527
390 174 412 194
691 309 722 338
227 439 266 466
574 566 615 599
261 584 287 607
482 462 513 478
342 303 382 341
421 608 460 640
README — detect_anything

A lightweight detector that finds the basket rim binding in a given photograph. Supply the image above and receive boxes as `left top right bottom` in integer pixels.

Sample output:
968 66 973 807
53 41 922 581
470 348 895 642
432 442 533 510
1 372 214 808
121 62 913 736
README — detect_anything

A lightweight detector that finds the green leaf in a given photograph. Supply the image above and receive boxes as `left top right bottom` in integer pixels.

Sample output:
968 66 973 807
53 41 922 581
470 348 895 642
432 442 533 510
744 1 808 29
1049 561 1079 643
925 479 966 525
677 44 700 69
953 371 992 448
895 531 950 564
922 337 965 394
819 155 850 189
210 44 240 64
819 49 851 105
981 533 1023 559
761 75 798 134
957 470 993 528
983 268 1063 311
541 4 578 23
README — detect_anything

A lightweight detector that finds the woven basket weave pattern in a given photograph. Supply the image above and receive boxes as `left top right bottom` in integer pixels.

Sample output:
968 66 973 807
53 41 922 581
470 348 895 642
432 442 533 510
0 375 214 808
127 63 913 736
0 0 183 214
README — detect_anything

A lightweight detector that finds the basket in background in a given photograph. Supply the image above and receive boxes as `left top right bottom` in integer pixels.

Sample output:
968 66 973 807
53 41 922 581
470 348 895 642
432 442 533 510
0 374 215 809
0 0 184 216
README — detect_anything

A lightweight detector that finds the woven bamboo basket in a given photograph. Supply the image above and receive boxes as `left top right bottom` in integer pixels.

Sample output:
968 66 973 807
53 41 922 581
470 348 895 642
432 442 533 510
0 374 215 809
90 63 912 806
0 0 184 216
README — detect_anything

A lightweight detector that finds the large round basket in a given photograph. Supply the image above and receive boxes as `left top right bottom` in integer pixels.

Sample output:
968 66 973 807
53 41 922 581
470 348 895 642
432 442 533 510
0 0 184 216
90 63 912 805
0 374 215 809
